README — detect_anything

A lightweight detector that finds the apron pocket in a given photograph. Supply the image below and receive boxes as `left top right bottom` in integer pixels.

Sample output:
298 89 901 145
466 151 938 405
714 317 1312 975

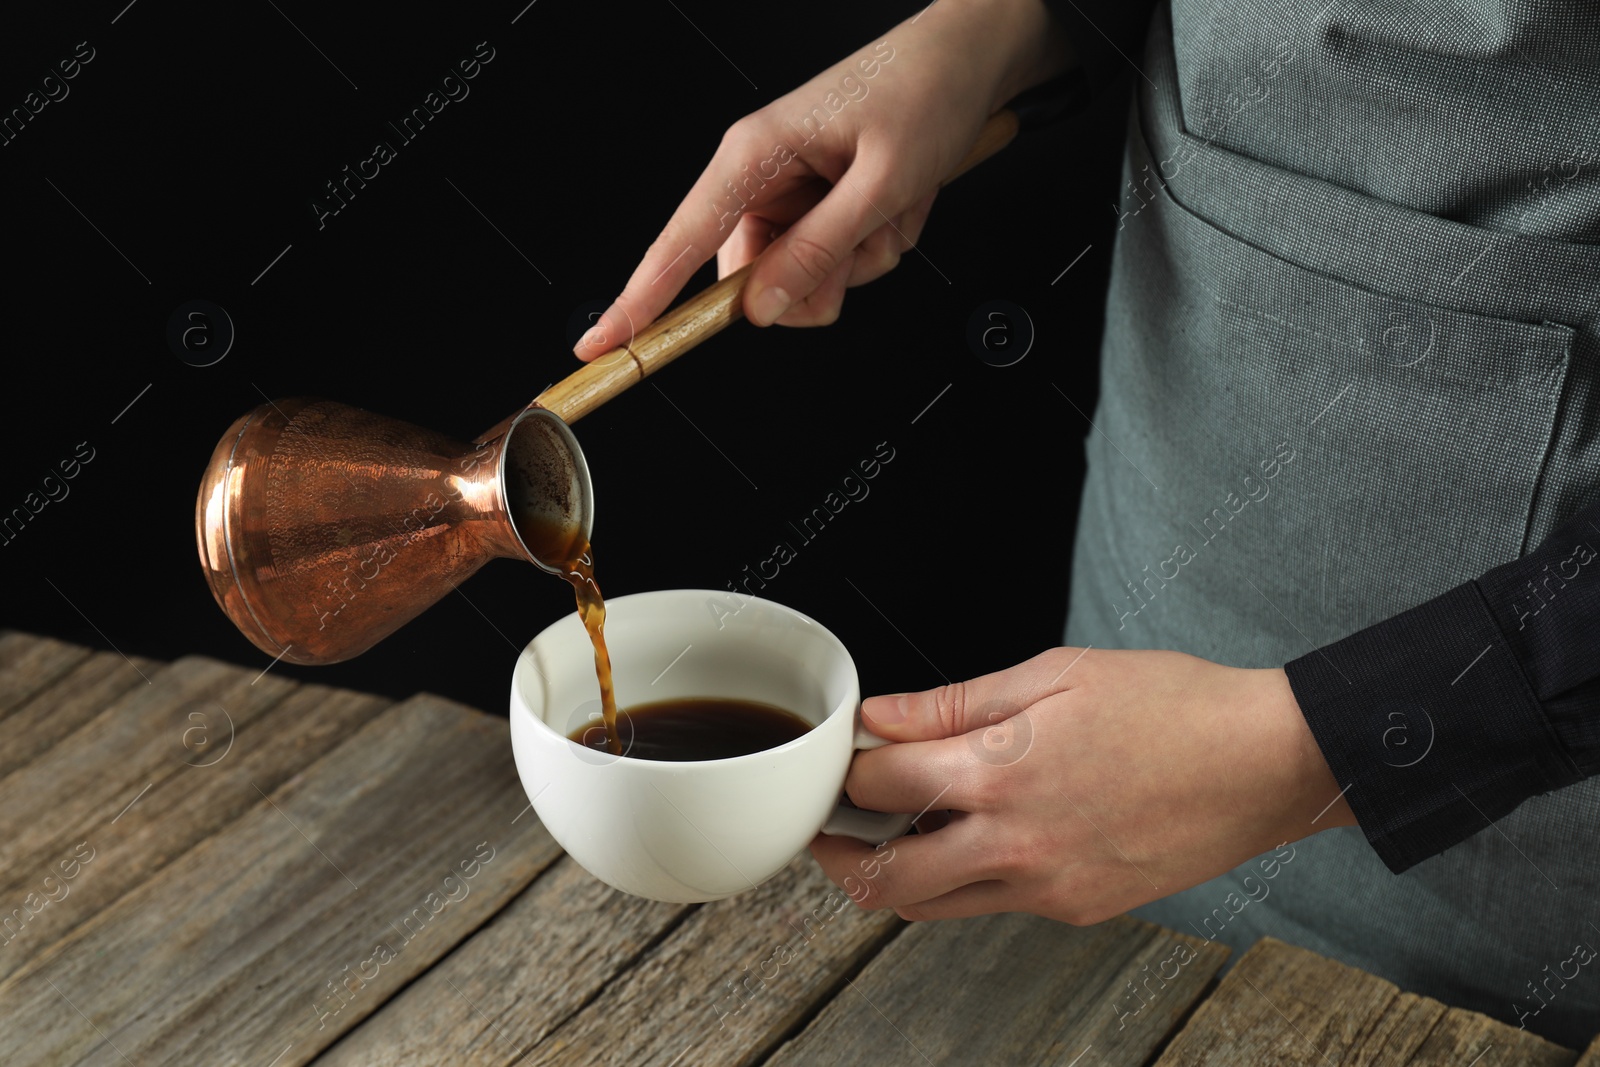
1072 94 1574 663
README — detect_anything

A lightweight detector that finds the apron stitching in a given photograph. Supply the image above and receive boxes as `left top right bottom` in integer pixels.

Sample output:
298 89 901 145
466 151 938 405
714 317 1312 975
1517 353 1578 557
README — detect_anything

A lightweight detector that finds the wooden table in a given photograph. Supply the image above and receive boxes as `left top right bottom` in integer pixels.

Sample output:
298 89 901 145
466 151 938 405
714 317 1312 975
1 631 1595 1066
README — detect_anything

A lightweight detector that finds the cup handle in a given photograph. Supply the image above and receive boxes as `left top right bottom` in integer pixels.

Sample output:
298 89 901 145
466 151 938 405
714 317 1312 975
818 711 918 844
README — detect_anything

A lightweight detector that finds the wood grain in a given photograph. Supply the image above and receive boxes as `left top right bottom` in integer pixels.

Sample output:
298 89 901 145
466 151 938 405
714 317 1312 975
316 855 692 1066
0 647 158 781
0 631 96 720
0 678 393 978
0 656 298 936
766 913 1227 1066
531 349 647 426
520 854 904 1066
0 693 561 1067
1154 938 1577 1066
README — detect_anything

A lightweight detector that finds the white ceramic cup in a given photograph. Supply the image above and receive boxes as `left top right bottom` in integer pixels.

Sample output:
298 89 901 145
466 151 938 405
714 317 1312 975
509 588 915 902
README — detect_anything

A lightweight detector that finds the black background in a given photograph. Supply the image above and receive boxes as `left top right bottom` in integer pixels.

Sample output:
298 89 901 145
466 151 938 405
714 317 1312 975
0 1 1130 716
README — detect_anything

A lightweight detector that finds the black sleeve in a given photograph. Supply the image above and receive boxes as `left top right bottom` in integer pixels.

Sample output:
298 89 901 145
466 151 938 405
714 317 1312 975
1039 0 1161 96
1284 498 1600 873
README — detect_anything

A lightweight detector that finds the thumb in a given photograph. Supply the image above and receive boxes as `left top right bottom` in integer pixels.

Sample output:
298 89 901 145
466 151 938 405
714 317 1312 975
743 162 901 327
860 649 1079 742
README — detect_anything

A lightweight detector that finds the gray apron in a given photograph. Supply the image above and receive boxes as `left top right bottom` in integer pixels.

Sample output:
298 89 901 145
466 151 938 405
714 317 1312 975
1065 3 1600 1047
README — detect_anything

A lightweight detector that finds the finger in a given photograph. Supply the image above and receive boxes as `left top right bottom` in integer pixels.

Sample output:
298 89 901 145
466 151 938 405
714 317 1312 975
574 124 818 360
895 878 1017 922
845 223 902 288
860 647 1092 743
844 734 975 814
895 188 939 252
744 163 910 327
809 824 990 910
719 212 777 280
771 250 855 328
716 182 830 278
843 185 937 288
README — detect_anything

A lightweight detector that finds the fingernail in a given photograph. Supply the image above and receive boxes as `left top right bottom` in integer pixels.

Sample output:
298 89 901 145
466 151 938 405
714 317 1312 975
749 284 791 326
574 326 602 355
864 694 908 724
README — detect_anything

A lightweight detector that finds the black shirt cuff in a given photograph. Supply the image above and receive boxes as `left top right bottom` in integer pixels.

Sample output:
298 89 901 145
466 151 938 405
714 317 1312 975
1477 516 1600 772
1284 582 1583 873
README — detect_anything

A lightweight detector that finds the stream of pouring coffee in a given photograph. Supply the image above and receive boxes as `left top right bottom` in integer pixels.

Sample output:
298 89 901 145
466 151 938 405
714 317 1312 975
510 461 622 754
562 542 621 755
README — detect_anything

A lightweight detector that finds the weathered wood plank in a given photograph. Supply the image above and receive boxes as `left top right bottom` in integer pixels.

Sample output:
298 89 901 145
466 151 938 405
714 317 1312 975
0 679 393 977
316 856 691 1066
1410 1008 1576 1066
1154 938 1576 1066
0 694 564 1067
0 647 158 781
0 655 298 941
0 631 97 719
520 856 905 1066
766 912 1227 1066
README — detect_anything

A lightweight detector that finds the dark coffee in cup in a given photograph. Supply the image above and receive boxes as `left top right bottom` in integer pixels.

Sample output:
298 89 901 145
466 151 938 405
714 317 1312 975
514 496 810 761
567 697 812 761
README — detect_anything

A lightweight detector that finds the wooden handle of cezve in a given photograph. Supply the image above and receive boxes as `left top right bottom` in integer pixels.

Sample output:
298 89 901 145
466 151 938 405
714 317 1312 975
528 108 1021 426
